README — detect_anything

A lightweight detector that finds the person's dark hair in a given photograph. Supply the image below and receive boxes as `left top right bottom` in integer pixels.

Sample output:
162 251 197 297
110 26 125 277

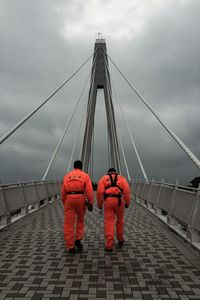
108 167 116 173
74 160 83 170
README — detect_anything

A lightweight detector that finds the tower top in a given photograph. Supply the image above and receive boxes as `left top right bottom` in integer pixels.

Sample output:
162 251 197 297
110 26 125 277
96 32 105 43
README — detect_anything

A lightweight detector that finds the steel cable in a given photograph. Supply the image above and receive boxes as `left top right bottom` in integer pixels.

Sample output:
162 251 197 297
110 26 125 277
105 50 200 170
42 68 92 180
0 53 94 146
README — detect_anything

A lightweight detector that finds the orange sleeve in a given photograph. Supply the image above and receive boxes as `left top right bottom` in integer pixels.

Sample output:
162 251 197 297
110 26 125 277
84 174 94 204
123 178 131 206
61 180 66 205
97 178 105 208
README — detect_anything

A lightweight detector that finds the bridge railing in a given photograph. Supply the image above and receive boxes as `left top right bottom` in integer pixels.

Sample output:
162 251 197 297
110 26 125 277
0 180 62 228
130 180 200 244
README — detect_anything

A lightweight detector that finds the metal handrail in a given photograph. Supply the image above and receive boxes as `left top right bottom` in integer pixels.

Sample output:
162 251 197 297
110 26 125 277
0 180 62 228
131 179 200 245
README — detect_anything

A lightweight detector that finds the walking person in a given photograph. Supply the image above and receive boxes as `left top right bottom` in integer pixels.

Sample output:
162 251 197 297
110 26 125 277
62 160 93 253
97 168 130 252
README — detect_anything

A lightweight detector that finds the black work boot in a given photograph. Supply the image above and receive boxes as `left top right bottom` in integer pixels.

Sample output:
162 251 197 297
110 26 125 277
118 240 124 247
68 247 76 254
105 248 113 252
75 240 83 251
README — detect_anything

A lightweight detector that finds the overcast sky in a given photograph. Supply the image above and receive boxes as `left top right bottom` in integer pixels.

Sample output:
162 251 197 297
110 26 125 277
0 0 200 185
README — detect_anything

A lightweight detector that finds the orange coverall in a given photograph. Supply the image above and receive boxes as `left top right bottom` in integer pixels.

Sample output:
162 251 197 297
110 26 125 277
62 168 93 250
97 172 130 249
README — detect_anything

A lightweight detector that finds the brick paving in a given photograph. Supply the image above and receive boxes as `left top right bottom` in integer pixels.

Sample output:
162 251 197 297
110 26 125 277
0 199 200 300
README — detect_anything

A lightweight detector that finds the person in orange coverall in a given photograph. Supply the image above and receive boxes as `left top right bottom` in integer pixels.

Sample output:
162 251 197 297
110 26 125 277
62 160 93 253
97 168 130 252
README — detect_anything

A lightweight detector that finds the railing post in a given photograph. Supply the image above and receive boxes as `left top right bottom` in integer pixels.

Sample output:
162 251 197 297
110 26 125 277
18 180 28 216
154 179 164 214
186 184 200 242
140 181 147 206
167 180 178 225
146 178 154 207
51 181 57 201
42 181 49 205
132 179 138 208
129 179 133 197
0 184 11 225
134 179 138 202
56 179 61 200
32 180 40 209
54 180 58 201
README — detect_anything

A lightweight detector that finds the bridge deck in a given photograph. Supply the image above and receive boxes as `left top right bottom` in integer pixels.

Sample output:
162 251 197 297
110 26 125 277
0 200 200 300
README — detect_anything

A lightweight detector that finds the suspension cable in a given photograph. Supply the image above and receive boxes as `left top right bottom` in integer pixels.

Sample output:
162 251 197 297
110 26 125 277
42 69 91 180
120 105 148 181
111 77 148 181
106 51 200 170
112 75 148 181
0 53 94 146
118 131 131 180
103 52 122 172
67 103 87 173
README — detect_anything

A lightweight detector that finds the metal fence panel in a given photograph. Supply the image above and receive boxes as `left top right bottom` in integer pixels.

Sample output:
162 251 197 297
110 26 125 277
130 182 136 195
194 198 200 230
57 182 62 193
136 183 143 198
157 186 173 213
35 183 47 200
46 183 53 197
144 185 158 205
0 189 6 216
3 187 26 212
172 190 196 224
52 182 59 195
23 185 38 205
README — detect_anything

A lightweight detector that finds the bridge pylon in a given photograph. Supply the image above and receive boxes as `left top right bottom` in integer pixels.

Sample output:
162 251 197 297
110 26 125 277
81 38 121 172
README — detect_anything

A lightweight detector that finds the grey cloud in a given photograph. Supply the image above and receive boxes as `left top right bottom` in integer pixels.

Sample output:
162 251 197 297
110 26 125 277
0 0 200 185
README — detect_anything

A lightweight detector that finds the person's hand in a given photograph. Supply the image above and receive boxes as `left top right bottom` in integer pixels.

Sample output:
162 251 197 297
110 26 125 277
85 200 93 212
125 204 129 209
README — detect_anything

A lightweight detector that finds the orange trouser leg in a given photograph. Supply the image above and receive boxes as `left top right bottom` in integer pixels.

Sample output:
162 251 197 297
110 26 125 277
116 204 124 241
64 200 76 249
75 199 86 240
104 200 115 249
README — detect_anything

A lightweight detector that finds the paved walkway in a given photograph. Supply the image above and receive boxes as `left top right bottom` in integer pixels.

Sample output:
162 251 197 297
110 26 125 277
0 199 200 300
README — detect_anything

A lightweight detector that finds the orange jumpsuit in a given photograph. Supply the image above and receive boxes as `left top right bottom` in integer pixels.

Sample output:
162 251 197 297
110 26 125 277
62 168 93 250
97 172 130 250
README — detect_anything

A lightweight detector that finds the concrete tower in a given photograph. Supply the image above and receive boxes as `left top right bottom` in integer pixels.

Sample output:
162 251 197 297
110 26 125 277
81 38 120 172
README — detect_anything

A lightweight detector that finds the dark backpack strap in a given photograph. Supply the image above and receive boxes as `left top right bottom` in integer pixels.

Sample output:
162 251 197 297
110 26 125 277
113 173 118 186
104 173 123 207
108 173 123 193
109 173 116 186
105 173 118 190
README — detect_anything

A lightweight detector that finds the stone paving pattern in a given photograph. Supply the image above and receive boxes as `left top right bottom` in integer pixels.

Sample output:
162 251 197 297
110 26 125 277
0 199 200 300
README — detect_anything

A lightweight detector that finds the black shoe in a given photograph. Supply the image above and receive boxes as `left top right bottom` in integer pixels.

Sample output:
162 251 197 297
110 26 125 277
105 248 113 252
68 247 76 254
75 240 83 250
118 240 124 247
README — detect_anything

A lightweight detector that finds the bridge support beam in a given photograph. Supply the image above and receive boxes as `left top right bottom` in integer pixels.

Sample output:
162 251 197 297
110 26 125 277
81 38 121 172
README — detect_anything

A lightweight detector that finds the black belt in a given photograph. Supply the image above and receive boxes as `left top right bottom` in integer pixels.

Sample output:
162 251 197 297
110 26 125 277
66 191 84 195
104 193 122 207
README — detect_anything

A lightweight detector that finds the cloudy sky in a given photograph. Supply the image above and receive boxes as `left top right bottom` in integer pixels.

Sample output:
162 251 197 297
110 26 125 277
0 0 200 185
